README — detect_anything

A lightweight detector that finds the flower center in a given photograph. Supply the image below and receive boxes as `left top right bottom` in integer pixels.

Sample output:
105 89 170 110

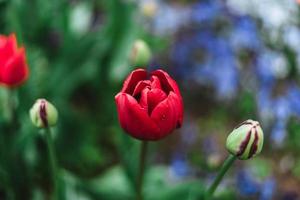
132 76 168 115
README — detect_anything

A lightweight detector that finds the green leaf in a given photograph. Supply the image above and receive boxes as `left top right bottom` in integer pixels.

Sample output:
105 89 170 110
69 166 134 200
144 166 205 200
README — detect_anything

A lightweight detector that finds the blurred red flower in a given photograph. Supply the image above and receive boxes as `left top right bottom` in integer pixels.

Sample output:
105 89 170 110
115 69 183 141
0 33 29 87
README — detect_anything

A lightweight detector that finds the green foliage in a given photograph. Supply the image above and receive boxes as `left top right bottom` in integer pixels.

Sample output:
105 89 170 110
287 119 300 149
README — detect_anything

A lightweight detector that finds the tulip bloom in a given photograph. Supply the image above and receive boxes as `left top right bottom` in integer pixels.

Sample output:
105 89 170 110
0 33 29 87
115 69 183 140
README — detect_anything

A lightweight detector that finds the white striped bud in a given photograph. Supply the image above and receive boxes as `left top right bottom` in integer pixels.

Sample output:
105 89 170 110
226 120 264 160
30 99 58 128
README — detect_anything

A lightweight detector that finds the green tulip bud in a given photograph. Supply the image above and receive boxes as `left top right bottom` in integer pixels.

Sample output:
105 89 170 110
30 99 58 128
226 119 264 160
130 39 152 67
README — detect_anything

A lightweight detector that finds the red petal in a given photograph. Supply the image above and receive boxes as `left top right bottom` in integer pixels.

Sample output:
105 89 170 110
0 34 18 68
115 92 160 140
132 80 151 96
151 69 181 96
147 88 167 114
150 92 183 139
0 35 7 48
151 70 183 127
139 87 150 110
121 69 147 95
0 35 8 67
0 48 28 87
7 33 18 51
150 76 162 89
138 88 168 115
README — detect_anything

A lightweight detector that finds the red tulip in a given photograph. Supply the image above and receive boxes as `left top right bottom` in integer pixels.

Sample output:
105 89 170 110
0 33 29 87
115 69 183 140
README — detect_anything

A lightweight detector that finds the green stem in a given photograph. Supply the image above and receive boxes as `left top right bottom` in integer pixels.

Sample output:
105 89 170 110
45 127 59 200
136 141 148 200
205 155 237 200
3 88 17 200
5 88 17 124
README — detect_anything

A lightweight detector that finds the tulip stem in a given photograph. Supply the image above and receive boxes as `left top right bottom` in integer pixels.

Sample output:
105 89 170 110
137 141 148 200
45 127 59 200
3 88 17 199
4 88 18 128
205 154 237 200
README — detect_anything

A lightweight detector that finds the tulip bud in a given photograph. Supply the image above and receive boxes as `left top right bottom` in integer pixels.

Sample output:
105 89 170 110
226 120 263 160
140 1 158 17
130 39 152 67
30 99 58 128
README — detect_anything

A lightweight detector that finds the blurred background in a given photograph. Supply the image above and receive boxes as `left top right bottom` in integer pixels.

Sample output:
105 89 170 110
0 0 300 199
